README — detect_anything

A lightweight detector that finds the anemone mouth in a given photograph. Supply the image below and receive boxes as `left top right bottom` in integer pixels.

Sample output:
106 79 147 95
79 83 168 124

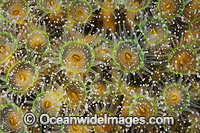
0 104 26 132
62 80 87 106
32 92 60 116
9 116 19 125
66 114 92 132
90 78 110 100
0 32 17 64
124 0 150 12
0 0 29 23
139 17 168 46
113 39 144 73
26 30 50 56
164 84 190 112
129 97 156 119
44 100 52 109
158 0 185 18
72 125 80 131
71 54 81 62
6 61 39 93
69 125 87 132
168 46 198 75
67 0 92 23
59 41 95 73
39 0 62 13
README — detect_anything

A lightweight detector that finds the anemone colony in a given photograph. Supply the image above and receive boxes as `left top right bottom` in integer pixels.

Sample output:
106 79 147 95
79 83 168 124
0 0 200 132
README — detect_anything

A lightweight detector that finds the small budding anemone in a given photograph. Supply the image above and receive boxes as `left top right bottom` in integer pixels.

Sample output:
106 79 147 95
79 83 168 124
32 91 60 116
158 0 185 18
48 5 66 24
95 0 118 11
189 82 200 101
124 0 150 12
163 116 182 132
129 96 157 119
150 66 165 81
39 0 62 13
120 84 143 98
183 108 199 125
0 103 26 132
90 78 110 100
183 0 200 22
168 46 199 75
121 97 133 117
124 0 149 29
6 60 39 93
67 0 92 23
26 30 50 56
190 120 200 133
59 41 95 73
183 32 194 45
0 0 29 23
95 0 118 31
62 79 87 106
0 97 6 107
0 32 17 64
112 39 144 72
94 38 113 62
189 18 200 44
139 17 168 46
94 111 119 133
37 0 66 24
163 83 190 112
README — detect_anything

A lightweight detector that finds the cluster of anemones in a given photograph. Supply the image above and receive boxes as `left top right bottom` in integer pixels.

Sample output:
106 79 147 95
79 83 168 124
0 0 200 132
